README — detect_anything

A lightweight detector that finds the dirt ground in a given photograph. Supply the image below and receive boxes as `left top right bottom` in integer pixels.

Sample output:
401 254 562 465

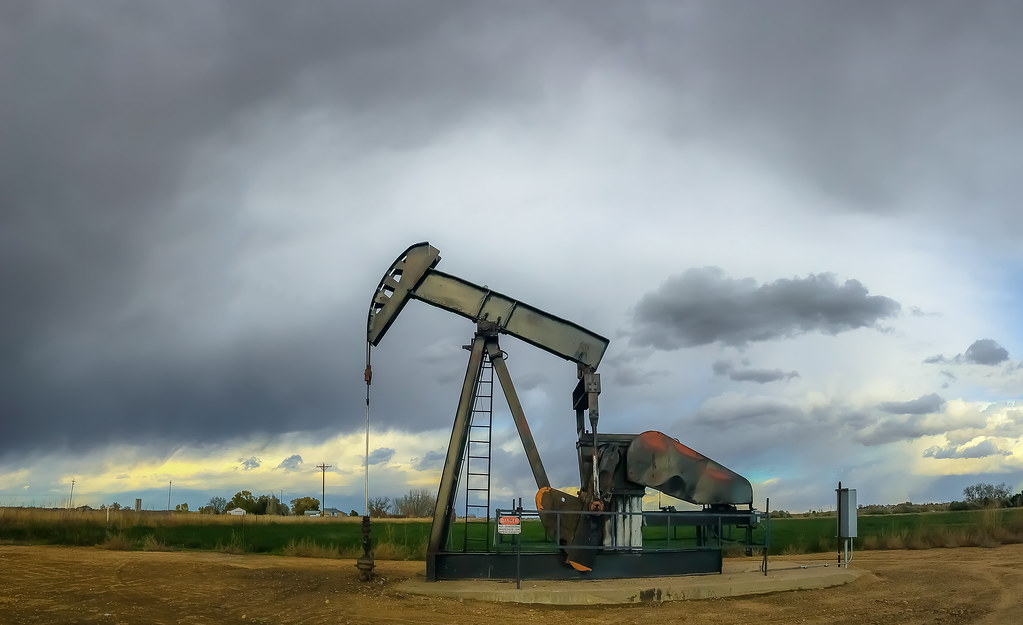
2 544 1022 625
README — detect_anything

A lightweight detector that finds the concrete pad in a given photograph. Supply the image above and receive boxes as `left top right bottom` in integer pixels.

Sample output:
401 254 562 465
398 559 865 605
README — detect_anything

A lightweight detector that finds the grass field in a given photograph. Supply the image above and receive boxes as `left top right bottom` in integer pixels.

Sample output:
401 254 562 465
3 506 1023 559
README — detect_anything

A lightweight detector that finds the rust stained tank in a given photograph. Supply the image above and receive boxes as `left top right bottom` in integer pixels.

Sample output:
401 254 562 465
626 431 753 506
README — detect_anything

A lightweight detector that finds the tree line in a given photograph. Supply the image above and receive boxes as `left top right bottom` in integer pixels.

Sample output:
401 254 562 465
954 482 1023 509
99 487 437 517
367 488 437 518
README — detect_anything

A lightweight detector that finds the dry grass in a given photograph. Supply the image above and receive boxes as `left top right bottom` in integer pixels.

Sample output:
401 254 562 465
813 536 833 553
100 533 134 550
721 545 750 558
215 531 247 554
781 539 806 555
141 535 170 551
882 530 907 550
373 542 423 560
856 521 1023 552
285 540 425 560
280 539 341 559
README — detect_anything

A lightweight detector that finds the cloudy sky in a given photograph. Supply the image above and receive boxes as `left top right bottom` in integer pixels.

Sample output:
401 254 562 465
2 1 1021 514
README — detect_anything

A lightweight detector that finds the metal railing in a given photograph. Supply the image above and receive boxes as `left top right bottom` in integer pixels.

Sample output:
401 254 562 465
490 507 769 555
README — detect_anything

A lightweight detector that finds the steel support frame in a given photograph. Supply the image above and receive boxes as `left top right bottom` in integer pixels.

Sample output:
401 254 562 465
427 330 552 581
425 331 743 582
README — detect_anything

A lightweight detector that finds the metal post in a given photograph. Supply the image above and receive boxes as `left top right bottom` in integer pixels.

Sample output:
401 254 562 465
515 501 522 590
836 481 841 566
357 514 375 581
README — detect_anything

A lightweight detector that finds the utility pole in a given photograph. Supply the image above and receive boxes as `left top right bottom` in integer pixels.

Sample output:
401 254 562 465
68 478 75 509
168 481 172 511
316 463 331 517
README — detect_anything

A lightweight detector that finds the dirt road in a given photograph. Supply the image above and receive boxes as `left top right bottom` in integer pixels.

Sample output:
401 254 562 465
2 544 1022 624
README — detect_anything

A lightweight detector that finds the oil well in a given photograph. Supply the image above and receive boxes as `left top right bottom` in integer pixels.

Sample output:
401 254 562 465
367 242 767 581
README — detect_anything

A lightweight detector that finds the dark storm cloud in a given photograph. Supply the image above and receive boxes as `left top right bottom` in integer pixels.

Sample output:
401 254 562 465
1 319 373 458
4 0 1021 462
923 439 1008 460
965 339 1010 365
925 339 1010 366
878 393 946 415
630 268 900 349
366 448 395 466
855 406 987 446
603 348 666 387
614 368 664 387
411 450 445 472
693 396 805 428
712 360 799 384
690 392 984 451
276 455 303 471
0 1 579 459
641 1 1023 228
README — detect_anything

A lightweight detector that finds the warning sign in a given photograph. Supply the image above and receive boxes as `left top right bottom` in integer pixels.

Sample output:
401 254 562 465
497 515 521 535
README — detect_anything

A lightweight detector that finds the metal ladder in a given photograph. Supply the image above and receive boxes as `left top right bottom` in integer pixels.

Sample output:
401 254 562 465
462 351 493 551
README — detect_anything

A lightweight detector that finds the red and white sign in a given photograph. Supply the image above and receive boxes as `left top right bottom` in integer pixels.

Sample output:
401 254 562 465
497 515 521 535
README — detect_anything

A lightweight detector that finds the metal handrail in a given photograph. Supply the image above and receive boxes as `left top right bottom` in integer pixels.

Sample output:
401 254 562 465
491 507 769 554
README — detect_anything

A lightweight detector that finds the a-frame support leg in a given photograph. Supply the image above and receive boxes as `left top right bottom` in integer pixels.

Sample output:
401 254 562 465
426 331 555 580
427 334 486 580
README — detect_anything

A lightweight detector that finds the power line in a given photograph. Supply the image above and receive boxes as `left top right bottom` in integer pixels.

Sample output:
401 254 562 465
316 463 331 517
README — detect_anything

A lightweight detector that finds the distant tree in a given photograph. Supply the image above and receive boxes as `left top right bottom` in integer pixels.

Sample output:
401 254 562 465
229 490 257 514
252 495 269 515
393 488 436 518
290 496 320 516
349 509 360 517
963 482 1012 506
269 495 289 516
101 502 123 511
206 496 228 514
367 497 391 518
253 495 288 516
174 503 189 513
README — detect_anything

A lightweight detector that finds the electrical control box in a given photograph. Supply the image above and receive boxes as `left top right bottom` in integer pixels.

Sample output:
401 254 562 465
838 488 857 538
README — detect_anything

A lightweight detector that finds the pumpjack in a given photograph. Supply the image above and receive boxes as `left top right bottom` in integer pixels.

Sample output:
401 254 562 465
367 242 763 581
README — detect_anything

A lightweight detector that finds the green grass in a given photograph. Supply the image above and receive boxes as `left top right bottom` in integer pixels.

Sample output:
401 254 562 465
762 508 1023 554
0 508 430 558
4 506 1023 559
